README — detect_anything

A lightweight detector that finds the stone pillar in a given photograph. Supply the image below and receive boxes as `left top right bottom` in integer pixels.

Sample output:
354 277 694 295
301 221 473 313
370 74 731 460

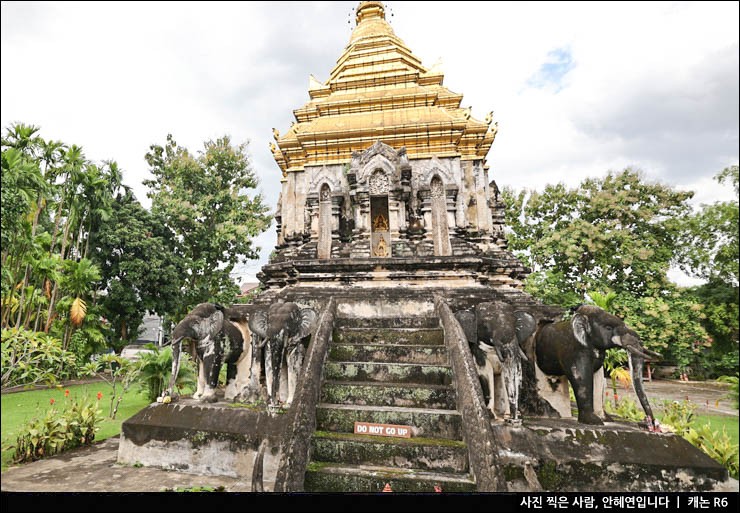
283 173 296 237
283 171 308 241
317 184 332 259
430 177 451 256
474 163 493 235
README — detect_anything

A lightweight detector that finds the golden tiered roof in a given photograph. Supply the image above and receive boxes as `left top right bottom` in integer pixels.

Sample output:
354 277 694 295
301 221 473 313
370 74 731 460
271 1 497 174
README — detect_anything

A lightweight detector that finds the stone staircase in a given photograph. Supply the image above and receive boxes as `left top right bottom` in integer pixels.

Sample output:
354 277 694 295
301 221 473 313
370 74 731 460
304 317 477 492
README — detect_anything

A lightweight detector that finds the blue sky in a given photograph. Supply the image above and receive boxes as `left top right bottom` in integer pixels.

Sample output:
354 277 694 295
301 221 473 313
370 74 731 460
527 47 574 92
2 1 738 285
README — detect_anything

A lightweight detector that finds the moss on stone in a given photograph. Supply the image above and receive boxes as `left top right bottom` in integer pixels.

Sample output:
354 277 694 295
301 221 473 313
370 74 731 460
227 401 265 411
504 464 525 482
537 460 564 490
313 430 466 447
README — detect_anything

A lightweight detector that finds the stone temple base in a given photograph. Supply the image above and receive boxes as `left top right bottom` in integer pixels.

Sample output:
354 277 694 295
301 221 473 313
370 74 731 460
495 418 735 492
118 398 287 491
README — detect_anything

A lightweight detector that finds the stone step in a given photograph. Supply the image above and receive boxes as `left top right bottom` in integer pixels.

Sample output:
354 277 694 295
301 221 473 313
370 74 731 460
328 343 449 365
310 431 469 473
316 403 463 440
333 328 444 346
304 462 477 493
324 361 452 386
334 317 439 329
321 381 457 410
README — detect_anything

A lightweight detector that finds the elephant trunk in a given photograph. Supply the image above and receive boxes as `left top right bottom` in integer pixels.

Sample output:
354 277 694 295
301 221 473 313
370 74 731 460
627 349 656 427
268 333 285 406
620 333 661 426
167 335 184 397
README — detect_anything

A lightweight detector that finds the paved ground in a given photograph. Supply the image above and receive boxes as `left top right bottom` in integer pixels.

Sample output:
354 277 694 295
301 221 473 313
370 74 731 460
0 379 736 493
624 379 738 417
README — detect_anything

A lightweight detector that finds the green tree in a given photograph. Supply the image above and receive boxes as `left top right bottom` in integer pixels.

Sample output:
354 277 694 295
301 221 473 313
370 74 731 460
678 166 739 287
613 290 710 374
144 134 271 315
503 168 693 299
57 258 102 351
676 166 739 377
91 190 184 347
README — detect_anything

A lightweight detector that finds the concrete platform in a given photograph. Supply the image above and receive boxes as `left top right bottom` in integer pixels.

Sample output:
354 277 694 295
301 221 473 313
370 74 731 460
0 437 253 492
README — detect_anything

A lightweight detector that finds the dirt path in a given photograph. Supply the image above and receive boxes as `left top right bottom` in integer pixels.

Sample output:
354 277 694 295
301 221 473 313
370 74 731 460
617 379 737 417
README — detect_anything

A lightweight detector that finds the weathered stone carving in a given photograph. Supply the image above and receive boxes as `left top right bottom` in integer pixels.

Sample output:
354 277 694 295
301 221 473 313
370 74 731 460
535 305 661 426
368 170 390 195
246 301 318 411
430 176 451 256
167 303 251 403
455 301 536 420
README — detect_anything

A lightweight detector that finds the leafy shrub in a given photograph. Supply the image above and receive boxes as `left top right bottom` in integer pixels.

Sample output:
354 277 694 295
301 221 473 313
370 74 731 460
685 424 739 480
80 354 140 419
717 374 739 409
657 399 738 479
136 345 197 402
1 327 77 388
11 393 102 463
693 351 739 380
604 397 645 422
658 400 696 436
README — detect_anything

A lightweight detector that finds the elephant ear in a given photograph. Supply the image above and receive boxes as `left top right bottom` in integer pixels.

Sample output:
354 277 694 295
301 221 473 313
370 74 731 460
514 311 536 344
454 310 477 344
249 310 268 339
571 313 591 347
296 308 318 340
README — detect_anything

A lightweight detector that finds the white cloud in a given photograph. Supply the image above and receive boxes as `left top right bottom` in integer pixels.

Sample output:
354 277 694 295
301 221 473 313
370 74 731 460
2 1 737 286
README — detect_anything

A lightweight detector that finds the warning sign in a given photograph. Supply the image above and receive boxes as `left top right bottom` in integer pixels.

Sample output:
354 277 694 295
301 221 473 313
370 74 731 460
353 421 412 438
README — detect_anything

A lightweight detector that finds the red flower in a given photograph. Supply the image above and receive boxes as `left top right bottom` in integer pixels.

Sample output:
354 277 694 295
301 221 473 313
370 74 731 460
50 398 55 405
64 389 70 397
97 392 103 400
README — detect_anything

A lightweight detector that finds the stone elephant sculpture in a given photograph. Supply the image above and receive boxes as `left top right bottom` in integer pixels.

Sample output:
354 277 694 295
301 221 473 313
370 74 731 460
247 301 317 410
167 303 251 403
455 301 537 420
535 305 661 426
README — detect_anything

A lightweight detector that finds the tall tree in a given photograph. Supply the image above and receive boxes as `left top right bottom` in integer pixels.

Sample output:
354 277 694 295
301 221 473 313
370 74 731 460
502 168 693 299
676 166 739 375
677 166 739 287
91 190 184 347
144 134 271 315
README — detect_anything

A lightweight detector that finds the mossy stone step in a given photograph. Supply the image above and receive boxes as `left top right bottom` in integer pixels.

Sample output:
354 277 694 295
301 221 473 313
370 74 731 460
328 343 449 365
333 328 444 346
316 403 463 440
324 361 452 385
334 317 440 329
321 381 457 410
311 431 469 472
304 462 477 493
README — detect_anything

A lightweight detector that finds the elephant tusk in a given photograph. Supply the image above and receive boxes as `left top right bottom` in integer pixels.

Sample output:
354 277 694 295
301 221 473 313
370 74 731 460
626 345 657 361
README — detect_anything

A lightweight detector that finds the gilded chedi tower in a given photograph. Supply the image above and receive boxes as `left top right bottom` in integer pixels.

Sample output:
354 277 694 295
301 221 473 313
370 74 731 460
261 1 526 289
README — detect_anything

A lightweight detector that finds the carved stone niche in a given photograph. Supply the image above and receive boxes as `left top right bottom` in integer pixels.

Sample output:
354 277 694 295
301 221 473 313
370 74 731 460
349 141 412 248
351 141 408 192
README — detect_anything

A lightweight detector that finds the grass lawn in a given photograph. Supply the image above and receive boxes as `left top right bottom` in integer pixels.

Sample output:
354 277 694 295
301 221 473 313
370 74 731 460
694 414 740 446
1 383 151 472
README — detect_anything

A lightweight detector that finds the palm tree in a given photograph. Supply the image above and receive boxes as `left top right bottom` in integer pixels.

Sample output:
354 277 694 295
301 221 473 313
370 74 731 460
1 123 42 157
137 345 197 401
31 254 61 331
58 258 101 350
45 145 87 330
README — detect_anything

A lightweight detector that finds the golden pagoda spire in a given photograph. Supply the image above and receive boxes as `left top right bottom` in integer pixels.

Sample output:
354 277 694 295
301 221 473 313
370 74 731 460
349 1 395 43
356 1 386 24
271 2 496 174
